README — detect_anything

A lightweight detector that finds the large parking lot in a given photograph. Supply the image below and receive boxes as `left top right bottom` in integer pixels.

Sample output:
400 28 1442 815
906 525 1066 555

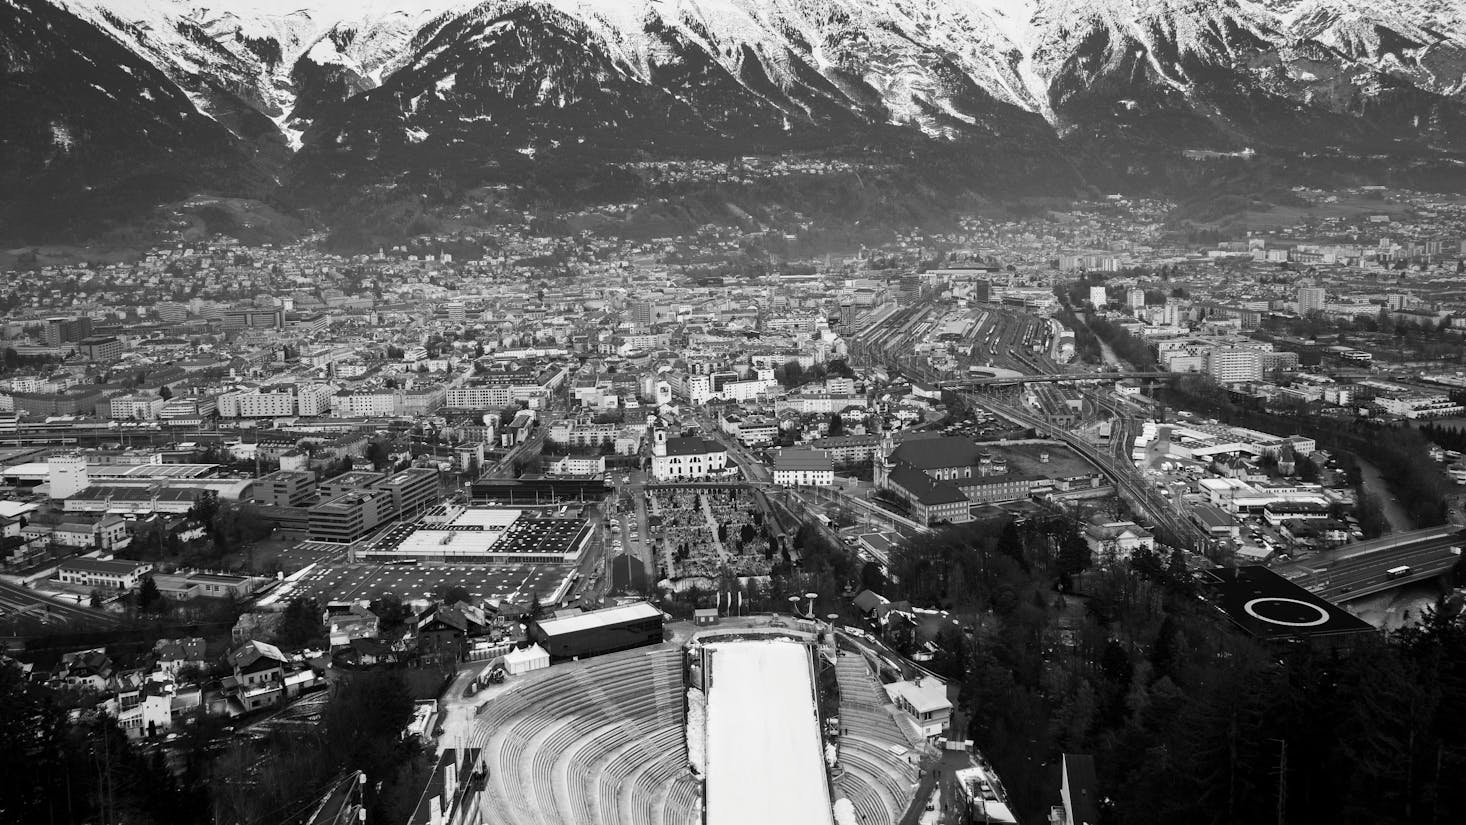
281 562 575 607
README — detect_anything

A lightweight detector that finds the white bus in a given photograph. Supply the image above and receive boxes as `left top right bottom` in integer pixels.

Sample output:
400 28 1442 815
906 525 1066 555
1386 565 1412 580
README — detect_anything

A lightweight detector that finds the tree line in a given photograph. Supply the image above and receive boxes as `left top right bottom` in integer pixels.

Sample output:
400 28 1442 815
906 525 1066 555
877 508 1466 825
0 661 423 825
1086 315 1158 370
1416 421 1466 456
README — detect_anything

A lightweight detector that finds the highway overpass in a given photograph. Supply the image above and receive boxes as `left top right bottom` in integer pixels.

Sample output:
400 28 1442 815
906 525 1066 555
1274 525 1466 603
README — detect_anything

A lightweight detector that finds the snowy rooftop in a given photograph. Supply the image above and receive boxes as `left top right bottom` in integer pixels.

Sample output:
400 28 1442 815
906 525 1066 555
705 640 833 825
447 507 522 530
531 601 662 637
884 678 952 715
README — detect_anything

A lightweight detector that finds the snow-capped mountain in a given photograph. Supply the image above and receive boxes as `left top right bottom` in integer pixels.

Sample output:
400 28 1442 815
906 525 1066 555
5 0 1466 240
49 0 465 149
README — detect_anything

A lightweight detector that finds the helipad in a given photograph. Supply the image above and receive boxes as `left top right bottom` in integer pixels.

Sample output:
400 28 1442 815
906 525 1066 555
1242 597 1331 628
1202 565 1374 642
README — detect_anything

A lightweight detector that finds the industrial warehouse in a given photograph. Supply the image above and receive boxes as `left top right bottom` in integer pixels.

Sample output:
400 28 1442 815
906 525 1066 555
526 601 666 660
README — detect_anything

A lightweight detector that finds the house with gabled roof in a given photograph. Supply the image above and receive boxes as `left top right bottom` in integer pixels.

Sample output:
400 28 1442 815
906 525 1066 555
416 602 488 658
222 640 290 714
152 637 208 676
851 589 889 616
53 647 114 692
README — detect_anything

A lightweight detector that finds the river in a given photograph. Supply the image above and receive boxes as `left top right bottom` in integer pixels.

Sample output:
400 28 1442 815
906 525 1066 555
1345 581 1445 630
1354 454 1415 533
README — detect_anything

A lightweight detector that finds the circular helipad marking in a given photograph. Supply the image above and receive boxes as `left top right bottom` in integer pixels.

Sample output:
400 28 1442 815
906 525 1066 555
1243 597 1331 627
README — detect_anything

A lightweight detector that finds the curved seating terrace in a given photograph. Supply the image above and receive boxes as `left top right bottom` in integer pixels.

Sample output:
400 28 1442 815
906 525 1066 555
471 646 699 825
466 640 918 825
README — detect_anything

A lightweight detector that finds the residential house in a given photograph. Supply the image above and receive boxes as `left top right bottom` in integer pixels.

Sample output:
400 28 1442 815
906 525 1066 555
152 637 208 676
53 515 130 551
851 589 890 618
416 602 488 659
1082 521 1155 561
113 678 202 740
52 648 114 692
326 602 381 648
884 677 953 739
221 640 322 715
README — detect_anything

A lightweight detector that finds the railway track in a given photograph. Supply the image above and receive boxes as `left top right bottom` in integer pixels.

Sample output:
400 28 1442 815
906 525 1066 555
0 580 124 628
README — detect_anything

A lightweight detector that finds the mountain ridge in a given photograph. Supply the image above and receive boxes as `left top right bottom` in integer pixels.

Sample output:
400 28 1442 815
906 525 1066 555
5 0 1466 243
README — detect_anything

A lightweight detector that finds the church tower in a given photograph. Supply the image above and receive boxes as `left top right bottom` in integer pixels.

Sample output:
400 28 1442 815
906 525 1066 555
874 429 894 489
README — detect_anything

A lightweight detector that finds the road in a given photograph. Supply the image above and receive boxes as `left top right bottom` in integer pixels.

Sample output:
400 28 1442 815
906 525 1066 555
1297 524 1461 563
601 472 658 597
485 430 544 478
693 413 772 484
1273 524 1465 602
1279 539 1462 602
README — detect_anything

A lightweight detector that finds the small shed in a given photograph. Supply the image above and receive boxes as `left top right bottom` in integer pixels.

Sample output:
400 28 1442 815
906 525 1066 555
503 644 550 675
693 608 719 626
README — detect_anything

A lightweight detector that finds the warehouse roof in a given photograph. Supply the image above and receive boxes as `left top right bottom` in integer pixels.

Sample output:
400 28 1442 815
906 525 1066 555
532 601 662 637
59 557 149 574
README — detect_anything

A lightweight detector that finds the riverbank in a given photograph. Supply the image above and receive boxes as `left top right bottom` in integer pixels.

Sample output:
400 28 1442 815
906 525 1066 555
1354 454 1416 533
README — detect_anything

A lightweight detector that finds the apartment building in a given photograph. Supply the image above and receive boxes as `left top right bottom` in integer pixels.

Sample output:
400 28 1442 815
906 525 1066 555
218 388 297 418
1208 347 1263 383
772 449 835 487
307 468 439 543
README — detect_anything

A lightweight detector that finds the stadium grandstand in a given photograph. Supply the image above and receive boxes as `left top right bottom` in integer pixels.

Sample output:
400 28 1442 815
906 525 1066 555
467 644 697 825
463 622 922 825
